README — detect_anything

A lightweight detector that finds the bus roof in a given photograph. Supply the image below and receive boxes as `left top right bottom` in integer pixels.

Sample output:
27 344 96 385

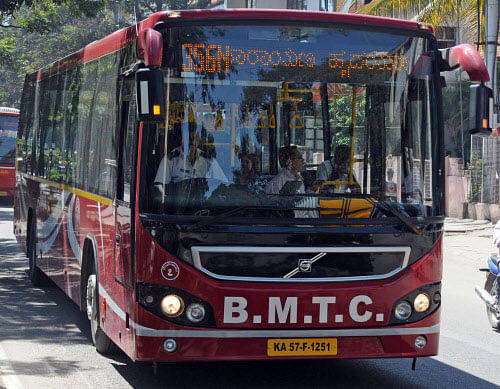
28 8 433 82
0 107 20 115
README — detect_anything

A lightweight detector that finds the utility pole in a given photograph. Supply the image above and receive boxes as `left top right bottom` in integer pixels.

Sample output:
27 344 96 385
484 0 499 128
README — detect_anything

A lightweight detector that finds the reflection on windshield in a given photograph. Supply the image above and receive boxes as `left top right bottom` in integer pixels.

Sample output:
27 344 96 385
141 24 436 220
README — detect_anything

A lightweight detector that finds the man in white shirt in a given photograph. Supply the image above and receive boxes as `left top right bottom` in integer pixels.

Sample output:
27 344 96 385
265 146 305 195
154 128 227 185
265 145 318 218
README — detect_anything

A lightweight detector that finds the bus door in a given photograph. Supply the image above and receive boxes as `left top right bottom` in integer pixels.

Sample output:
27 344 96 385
114 98 136 289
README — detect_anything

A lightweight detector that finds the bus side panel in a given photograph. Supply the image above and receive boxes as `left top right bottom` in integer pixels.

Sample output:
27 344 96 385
96 200 136 359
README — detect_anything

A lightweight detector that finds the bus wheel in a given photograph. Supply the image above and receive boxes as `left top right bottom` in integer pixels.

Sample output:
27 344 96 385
27 218 45 286
85 263 115 354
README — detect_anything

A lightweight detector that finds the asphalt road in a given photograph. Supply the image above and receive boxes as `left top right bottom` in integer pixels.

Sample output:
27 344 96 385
0 200 498 388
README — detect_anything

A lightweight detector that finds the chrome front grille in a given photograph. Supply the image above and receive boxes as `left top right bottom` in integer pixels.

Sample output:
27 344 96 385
191 246 411 283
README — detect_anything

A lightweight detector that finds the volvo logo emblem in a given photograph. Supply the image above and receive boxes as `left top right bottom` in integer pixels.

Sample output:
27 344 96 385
298 259 312 272
284 252 327 278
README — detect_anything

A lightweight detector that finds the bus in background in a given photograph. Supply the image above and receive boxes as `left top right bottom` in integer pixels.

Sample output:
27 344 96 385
0 107 19 201
14 9 491 367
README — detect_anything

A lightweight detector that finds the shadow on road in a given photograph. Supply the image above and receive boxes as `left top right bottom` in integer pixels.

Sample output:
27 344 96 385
110 355 498 389
0 206 497 388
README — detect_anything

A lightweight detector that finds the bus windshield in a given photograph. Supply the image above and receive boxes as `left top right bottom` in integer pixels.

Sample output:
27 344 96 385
140 23 437 221
0 114 18 165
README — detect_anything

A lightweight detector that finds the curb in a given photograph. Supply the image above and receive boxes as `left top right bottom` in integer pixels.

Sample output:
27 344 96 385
444 219 492 233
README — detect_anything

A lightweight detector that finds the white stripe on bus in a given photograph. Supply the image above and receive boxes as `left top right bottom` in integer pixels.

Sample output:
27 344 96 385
98 284 440 339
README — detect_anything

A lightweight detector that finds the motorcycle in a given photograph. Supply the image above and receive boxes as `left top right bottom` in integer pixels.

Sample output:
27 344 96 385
475 254 500 329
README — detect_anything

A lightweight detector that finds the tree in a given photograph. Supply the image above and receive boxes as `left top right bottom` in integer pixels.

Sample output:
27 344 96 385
119 0 211 23
0 0 213 107
358 0 482 44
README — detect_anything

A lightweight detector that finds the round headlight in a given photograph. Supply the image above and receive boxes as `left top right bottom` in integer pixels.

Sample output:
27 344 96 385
414 293 430 313
160 295 184 317
186 303 206 323
394 301 412 320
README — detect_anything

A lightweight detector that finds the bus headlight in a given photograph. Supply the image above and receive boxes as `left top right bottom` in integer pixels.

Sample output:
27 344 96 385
137 282 216 327
161 294 184 317
186 303 206 323
414 293 430 312
394 301 412 320
389 283 441 325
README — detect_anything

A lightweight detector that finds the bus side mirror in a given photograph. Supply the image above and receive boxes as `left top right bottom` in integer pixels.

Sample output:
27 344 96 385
136 68 166 122
440 44 490 82
135 28 165 122
469 84 493 136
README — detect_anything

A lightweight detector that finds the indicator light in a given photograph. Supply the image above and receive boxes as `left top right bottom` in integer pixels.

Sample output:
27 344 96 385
153 105 161 115
164 339 177 352
415 336 427 349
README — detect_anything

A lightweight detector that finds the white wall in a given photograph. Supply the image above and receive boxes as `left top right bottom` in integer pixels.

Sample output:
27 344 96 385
225 0 325 10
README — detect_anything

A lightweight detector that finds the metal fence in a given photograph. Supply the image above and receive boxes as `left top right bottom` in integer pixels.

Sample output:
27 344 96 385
470 135 500 204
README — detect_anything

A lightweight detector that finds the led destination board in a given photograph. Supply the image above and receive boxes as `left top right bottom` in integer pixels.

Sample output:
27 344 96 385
182 43 409 78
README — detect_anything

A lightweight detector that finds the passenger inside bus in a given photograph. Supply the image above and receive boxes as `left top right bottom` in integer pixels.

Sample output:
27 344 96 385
316 144 360 193
234 154 259 185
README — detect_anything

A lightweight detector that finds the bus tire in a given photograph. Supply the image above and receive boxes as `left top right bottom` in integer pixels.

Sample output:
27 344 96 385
85 258 116 354
27 216 45 286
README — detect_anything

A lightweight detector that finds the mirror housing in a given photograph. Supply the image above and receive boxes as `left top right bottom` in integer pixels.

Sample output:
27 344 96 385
136 28 163 68
136 67 166 123
135 27 165 123
440 44 490 82
469 84 493 136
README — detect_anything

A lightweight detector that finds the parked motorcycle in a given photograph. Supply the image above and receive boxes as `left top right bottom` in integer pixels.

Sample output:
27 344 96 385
475 254 500 329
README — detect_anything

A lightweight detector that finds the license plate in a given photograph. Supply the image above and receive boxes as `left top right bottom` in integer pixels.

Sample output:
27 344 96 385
267 338 337 356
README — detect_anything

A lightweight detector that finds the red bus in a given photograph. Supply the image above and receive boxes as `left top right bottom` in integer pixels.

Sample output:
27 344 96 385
14 9 490 366
0 107 19 200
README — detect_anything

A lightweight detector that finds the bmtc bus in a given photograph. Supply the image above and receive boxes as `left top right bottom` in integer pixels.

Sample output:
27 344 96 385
14 9 490 366
0 107 19 200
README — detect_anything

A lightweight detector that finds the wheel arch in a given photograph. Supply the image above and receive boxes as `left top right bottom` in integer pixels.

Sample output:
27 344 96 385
80 234 99 311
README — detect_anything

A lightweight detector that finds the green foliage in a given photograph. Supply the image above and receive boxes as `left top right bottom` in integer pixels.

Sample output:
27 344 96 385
467 151 482 202
16 0 64 34
0 0 213 108
0 34 16 63
328 86 366 149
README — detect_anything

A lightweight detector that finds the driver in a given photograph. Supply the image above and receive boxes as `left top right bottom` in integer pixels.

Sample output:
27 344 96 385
265 145 305 195
154 127 227 185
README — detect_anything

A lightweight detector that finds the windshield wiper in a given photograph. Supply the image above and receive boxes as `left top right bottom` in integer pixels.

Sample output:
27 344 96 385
364 198 422 234
185 206 252 232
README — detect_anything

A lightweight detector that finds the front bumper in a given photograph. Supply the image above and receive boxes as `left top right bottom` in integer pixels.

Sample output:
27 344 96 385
133 311 440 362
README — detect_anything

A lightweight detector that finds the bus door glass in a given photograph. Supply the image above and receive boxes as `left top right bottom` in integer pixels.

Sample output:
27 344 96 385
114 95 136 288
